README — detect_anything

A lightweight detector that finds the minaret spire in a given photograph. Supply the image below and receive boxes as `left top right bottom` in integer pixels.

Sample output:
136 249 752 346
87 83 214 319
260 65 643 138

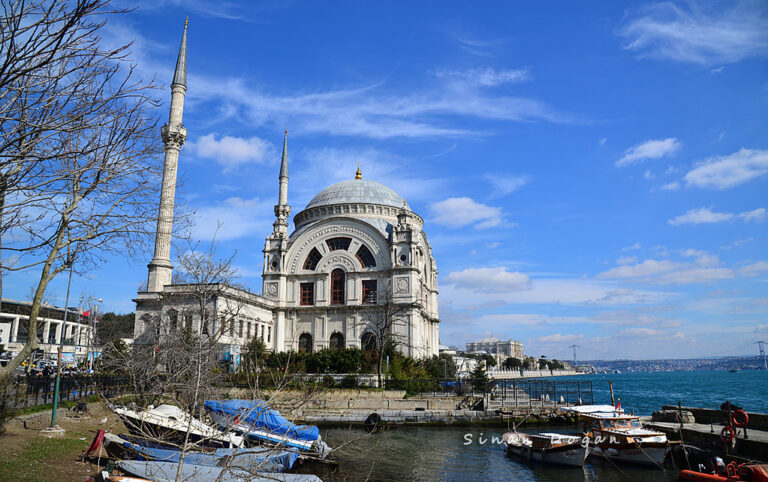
147 19 189 292
273 129 291 236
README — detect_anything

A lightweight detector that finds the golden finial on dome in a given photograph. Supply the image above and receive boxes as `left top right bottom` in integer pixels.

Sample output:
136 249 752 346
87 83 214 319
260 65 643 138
355 162 362 180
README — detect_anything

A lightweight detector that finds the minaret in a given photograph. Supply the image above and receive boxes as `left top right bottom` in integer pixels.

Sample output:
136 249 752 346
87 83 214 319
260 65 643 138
147 19 188 292
272 129 291 236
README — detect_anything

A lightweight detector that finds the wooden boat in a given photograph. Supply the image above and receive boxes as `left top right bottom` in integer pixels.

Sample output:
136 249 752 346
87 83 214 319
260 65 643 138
111 404 243 448
205 399 331 459
502 431 587 467
116 460 323 482
581 411 669 466
102 432 298 473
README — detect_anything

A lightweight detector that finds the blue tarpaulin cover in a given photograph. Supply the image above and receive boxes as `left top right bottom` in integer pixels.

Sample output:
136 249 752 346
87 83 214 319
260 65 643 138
204 399 319 442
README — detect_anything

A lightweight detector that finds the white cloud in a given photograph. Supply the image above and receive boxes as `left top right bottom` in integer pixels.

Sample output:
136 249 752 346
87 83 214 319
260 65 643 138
190 133 274 170
191 197 271 241
537 333 584 343
443 267 531 292
622 243 642 251
598 259 680 279
429 197 503 229
739 208 766 222
619 1 768 64
741 261 768 277
617 256 638 265
434 67 530 86
685 148 768 189
644 170 655 180
616 138 681 167
599 138 607 146
661 181 680 191
485 174 531 197
668 207 734 225
598 254 736 285
669 206 766 225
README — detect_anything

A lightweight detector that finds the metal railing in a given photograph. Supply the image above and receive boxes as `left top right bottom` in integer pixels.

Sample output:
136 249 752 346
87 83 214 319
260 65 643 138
487 379 593 409
9 375 130 409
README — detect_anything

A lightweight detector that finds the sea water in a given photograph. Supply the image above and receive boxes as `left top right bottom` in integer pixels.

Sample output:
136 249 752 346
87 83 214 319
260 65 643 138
319 370 768 481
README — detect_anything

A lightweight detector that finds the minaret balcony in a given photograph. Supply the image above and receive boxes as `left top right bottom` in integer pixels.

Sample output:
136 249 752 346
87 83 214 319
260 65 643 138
161 124 188 147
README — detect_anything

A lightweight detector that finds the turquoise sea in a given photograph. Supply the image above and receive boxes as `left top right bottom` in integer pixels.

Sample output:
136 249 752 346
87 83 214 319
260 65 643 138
320 370 768 481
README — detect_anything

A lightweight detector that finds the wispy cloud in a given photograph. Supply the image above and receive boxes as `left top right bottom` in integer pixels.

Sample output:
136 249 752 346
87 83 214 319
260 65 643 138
668 206 765 225
485 174 531 197
451 32 506 57
429 197 504 229
616 138 681 167
684 148 768 189
188 133 275 171
443 267 531 293
191 197 272 241
597 253 735 285
434 67 530 86
619 1 768 64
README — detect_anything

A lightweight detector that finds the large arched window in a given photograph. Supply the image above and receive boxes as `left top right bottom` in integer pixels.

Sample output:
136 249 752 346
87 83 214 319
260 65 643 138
331 268 345 305
329 332 344 350
298 333 313 353
303 247 323 270
326 237 351 251
361 332 377 353
356 245 376 268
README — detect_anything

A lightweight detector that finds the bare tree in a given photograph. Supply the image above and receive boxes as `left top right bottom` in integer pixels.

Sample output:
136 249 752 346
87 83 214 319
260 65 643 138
358 279 417 387
0 0 164 376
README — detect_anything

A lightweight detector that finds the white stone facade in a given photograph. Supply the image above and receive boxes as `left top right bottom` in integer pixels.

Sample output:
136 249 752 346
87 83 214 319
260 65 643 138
133 26 439 359
466 337 524 360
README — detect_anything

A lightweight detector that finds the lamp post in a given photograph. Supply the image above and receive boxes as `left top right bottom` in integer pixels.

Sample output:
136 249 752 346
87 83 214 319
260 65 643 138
49 260 74 430
84 297 102 372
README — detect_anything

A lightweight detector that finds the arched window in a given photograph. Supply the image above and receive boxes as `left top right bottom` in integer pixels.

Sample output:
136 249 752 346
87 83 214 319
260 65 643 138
299 333 313 353
361 331 377 353
326 237 351 251
356 245 376 268
167 309 178 331
329 332 344 350
303 247 322 270
331 268 345 305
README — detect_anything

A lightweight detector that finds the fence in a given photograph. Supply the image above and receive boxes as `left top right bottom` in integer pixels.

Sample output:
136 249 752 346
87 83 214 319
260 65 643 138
487 378 594 410
10 375 130 409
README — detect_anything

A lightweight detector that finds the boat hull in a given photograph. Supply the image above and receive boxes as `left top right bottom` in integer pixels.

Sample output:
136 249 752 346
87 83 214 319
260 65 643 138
589 443 667 466
116 460 322 482
506 444 586 467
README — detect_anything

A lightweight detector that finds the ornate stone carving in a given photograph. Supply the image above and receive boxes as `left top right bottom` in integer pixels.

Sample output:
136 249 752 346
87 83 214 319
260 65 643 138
288 222 387 273
265 282 278 297
395 277 410 294
161 124 187 148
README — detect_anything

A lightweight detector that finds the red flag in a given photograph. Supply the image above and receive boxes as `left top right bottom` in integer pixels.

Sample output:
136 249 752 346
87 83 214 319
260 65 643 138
81 310 91 318
615 399 622 411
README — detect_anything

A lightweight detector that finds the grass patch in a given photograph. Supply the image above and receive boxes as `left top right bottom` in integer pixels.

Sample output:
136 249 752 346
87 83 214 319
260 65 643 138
0 435 87 482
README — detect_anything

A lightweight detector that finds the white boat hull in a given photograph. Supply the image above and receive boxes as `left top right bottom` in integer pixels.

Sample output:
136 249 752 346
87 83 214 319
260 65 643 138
589 445 667 466
505 443 587 467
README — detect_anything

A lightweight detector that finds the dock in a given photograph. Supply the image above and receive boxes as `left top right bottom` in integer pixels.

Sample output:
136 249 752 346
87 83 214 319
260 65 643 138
646 405 768 462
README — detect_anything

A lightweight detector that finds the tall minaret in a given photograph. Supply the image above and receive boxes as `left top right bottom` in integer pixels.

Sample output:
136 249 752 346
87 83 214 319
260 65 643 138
147 19 188 292
272 130 290 236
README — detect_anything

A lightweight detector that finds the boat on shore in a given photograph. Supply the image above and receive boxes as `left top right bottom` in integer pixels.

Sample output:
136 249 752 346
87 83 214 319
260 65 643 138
205 399 332 459
102 432 298 473
111 404 243 448
502 431 587 467
116 460 323 482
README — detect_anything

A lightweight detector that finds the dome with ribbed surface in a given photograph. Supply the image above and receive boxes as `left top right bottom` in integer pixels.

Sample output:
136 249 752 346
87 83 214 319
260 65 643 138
305 179 405 210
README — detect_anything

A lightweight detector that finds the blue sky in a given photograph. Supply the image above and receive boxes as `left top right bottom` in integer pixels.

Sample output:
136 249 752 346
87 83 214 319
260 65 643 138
6 0 768 360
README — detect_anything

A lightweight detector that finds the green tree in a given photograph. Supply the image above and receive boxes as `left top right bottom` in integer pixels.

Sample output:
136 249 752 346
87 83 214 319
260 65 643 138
98 312 135 342
471 361 488 392
503 357 522 370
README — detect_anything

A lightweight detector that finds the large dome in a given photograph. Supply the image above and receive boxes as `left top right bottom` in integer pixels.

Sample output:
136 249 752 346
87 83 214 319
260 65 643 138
305 179 405 210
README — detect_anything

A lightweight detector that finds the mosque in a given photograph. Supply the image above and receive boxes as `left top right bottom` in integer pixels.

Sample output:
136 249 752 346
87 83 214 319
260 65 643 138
133 23 440 359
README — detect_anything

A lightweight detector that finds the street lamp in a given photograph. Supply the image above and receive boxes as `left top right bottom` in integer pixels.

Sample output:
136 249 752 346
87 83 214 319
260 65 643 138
85 297 102 372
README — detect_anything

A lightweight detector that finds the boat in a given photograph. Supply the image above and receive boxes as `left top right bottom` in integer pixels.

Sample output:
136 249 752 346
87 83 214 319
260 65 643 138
580 411 669 466
102 432 298 473
116 460 323 482
678 462 768 481
111 404 243 448
502 431 587 467
204 399 332 459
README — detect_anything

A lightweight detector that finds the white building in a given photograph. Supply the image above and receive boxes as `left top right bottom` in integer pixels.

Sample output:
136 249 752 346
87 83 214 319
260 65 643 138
466 337 524 361
133 23 440 359
1 299 96 363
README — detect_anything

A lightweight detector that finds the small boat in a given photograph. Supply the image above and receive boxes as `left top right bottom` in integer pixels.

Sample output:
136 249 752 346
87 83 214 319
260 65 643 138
502 431 587 467
205 399 332 459
111 404 243 448
678 462 768 481
102 432 298 472
116 460 323 482
580 411 670 466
